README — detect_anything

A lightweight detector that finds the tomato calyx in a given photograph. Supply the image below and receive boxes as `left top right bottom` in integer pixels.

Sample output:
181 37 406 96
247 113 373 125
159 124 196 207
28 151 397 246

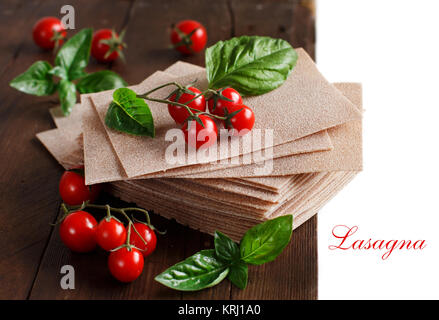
207 87 235 113
223 106 244 129
99 29 127 61
171 25 199 53
165 82 199 104
110 222 145 254
184 113 207 128
50 29 67 52
111 243 143 253
102 204 123 224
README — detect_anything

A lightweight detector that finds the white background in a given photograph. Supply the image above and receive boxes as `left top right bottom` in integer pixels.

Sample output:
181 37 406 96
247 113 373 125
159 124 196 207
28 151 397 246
317 0 439 299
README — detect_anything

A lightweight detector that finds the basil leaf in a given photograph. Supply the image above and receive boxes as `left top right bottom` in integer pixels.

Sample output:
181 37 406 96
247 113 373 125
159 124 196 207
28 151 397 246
214 231 240 262
228 261 248 289
76 71 128 94
105 88 155 137
9 61 55 96
58 79 77 115
206 36 298 96
55 28 92 80
155 249 229 291
48 66 68 80
240 215 293 265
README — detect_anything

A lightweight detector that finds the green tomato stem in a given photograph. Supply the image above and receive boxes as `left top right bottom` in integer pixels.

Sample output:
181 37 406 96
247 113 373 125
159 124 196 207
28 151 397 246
61 202 152 246
137 85 228 121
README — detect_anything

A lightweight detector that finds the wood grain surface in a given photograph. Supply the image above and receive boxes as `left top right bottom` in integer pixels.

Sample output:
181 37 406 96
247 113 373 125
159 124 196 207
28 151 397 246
0 0 317 300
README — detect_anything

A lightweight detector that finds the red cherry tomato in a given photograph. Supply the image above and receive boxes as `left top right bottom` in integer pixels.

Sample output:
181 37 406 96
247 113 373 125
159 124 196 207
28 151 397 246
168 86 206 124
59 169 101 206
108 247 144 282
32 17 66 50
96 217 127 251
59 211 97 253
91 29 124 63
225 104 255 136
170 20 207 55
182 114 218 149
208 88 243 117
130 223 157 257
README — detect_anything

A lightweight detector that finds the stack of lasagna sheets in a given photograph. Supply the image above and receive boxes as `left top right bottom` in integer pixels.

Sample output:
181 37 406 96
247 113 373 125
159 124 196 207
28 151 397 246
37 48 363 241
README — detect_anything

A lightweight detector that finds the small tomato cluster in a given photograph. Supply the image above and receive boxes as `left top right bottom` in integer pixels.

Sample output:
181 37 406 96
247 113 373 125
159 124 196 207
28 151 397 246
33 17 206 62
167 86 255 149
57 167 158 283
33 17 125 63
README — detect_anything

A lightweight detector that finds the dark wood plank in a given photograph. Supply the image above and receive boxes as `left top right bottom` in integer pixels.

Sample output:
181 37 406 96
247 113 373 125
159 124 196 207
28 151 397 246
111 0 232 84
29 0 234 300
0 0 133 300
0 0 68 300
229 0 317 300
230 0 315 56
231 216 318 300
1 0 317 300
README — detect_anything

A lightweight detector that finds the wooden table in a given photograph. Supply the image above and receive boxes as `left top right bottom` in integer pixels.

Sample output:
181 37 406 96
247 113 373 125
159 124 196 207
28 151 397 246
0 0 317 300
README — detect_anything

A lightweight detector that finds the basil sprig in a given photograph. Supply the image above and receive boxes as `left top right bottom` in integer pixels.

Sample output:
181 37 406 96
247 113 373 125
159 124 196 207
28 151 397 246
76 70 128 94
9 61 56 96
9 28 127 116
155 250 229 291
155 215 293 291
105 88 155 137
206 36 298 96
240 214 293 265
55 28 92 81
58 80 77 115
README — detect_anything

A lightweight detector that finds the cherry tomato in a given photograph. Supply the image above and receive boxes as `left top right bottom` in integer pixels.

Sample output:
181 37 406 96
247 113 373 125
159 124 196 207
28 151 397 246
170 20 207 55
32 17 66 50
182 114 218 149
59 168 101 206
225 104 255 136
130 223 157 257
108 247 144 282
91 29 125 63
208 88 243 116
168 86 206 124
59 211 97 253
96 217 127 251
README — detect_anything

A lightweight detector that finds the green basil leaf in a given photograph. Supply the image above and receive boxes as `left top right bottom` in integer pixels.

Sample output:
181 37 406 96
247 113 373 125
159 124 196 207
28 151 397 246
58 79 77 115
214 231 240 262
48 66 68 80
155 249 229 291
55 28 92 80
228 261 248 289
206 36 298 96
105 88 155 137
9 61 55 96
240 215 293 265
76 70 128 94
